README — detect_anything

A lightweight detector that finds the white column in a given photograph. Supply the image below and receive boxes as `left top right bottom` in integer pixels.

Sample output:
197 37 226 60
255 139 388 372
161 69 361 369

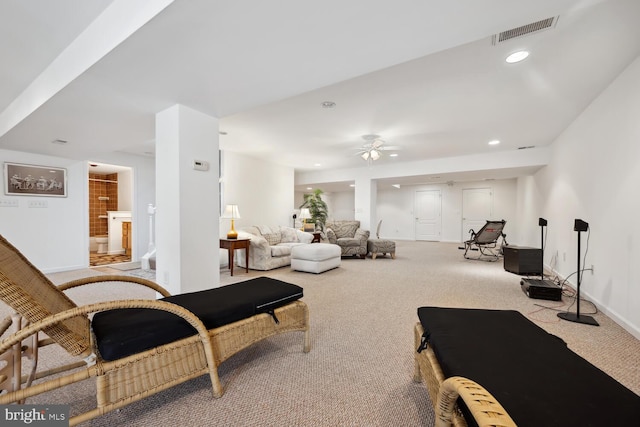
354 177 376 231
155 105 220 295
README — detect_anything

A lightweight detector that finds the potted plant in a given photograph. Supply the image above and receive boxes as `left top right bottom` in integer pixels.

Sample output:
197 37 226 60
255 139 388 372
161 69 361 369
299 189 328 232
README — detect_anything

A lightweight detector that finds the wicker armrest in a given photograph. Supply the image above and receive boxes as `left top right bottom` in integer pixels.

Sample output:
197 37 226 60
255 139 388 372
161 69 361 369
58 275 171 297
435 376 516 427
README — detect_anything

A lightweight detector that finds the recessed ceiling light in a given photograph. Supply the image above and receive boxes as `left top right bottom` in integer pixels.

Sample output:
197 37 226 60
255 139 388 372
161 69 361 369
349 184 355 188
392 184 401 189
306 187 313 190
321 101 336 108
488 140 500 145
506 51 529 63
314 163 321 167
389 153 398 157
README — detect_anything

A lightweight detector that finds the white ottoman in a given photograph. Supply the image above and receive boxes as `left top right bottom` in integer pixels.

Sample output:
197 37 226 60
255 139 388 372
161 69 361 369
291 243 341 274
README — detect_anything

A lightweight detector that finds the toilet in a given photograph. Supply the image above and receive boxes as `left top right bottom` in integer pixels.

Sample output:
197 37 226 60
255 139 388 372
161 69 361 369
96 235 108 254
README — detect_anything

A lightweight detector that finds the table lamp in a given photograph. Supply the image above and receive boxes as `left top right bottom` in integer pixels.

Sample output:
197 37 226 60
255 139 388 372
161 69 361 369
299 208 311 231
222 204 241 239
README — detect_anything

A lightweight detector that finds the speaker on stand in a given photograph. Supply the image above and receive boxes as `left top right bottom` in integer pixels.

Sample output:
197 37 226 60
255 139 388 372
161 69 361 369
557 219 599 326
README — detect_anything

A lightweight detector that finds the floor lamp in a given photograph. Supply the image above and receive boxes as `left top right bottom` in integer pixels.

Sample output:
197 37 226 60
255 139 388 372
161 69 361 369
557 219 599 326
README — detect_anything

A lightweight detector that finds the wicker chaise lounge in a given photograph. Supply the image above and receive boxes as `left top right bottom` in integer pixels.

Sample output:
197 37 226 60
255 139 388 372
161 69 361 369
414 307 640 427
413 323 515 427
0 234 310 425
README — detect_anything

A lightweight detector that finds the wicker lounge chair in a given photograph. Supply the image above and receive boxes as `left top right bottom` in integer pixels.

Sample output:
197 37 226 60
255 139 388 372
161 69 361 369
460 219 507 261
434 376 515 427
414 307 640 427
0 234 310 425
413 324 515 427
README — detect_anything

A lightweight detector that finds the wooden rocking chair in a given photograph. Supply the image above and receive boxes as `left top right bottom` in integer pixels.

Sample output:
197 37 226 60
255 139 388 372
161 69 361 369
0 234 309 425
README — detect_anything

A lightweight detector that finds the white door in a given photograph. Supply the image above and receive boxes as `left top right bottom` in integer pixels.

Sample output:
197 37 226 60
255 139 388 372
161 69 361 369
462 188 492 241
414 190 441 241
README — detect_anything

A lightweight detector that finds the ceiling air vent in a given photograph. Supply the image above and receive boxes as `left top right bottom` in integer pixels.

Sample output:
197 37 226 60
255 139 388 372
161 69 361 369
492 16 558 45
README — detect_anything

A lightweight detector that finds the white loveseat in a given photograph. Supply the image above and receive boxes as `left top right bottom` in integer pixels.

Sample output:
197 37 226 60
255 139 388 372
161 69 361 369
235 226 313 270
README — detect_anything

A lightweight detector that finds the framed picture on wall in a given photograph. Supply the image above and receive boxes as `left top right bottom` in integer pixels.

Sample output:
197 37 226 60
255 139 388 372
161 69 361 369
4 162 67 197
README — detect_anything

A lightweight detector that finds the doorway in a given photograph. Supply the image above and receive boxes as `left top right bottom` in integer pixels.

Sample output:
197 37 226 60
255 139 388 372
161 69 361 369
461 188 492 241
88 162 134 267
414 190 441 241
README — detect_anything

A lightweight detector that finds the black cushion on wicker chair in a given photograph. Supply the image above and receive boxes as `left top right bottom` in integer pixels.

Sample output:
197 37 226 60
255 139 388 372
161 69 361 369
93 277 303 361
417 306 640 427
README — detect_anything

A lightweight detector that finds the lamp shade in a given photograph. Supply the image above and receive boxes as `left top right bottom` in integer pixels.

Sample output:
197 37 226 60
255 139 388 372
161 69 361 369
222 204 241 219
299 208 311 220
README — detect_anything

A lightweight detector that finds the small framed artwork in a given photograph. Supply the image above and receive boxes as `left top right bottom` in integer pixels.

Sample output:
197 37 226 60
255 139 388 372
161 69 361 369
4 162 67 197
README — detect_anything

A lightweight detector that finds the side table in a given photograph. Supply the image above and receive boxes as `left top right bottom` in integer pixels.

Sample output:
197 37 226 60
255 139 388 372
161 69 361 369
312 232 322 243
220 238 250 276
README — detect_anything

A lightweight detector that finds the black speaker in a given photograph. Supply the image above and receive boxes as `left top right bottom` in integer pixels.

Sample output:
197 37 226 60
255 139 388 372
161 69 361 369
574 219 589 232
538 217 547 226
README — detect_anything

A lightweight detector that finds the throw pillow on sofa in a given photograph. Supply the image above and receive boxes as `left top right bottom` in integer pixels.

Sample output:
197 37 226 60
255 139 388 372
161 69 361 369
262 232 281 246
280 227 298 243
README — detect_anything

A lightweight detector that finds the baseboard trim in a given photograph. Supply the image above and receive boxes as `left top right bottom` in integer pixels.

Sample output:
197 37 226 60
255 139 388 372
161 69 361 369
549 267 640 340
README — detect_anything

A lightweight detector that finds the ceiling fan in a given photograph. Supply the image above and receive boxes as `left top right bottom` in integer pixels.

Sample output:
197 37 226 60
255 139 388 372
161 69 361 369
355 134 400 163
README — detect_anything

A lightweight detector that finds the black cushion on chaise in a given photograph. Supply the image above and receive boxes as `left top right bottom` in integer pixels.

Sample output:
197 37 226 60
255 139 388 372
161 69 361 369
417 306 640 427
93 277 303 361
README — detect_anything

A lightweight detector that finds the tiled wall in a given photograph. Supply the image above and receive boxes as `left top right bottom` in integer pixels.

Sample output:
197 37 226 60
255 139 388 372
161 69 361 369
89 173 119 237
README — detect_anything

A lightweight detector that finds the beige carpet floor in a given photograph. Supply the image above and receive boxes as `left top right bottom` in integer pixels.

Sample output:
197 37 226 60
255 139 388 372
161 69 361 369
3 241 639 426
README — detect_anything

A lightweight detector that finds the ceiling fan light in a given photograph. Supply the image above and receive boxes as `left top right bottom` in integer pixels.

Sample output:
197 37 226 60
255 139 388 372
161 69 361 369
370 149 381 160
361 151 370 161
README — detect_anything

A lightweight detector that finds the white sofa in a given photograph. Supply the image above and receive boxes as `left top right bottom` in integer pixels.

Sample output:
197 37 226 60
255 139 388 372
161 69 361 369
235 226 313 271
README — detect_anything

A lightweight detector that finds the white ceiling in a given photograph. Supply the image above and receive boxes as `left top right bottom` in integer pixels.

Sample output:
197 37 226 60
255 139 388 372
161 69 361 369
1 0 639 191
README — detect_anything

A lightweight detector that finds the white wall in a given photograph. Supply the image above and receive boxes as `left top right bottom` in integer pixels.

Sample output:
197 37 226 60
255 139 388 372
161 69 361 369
526 55 640 337
514 175 543 248
296 179 518 240
222 151 295 233
327 191 354 221
0 148 155 273
376 179 518 241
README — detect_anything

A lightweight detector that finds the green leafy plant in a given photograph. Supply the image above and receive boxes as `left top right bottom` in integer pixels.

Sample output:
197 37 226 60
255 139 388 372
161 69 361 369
299 188 328 231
